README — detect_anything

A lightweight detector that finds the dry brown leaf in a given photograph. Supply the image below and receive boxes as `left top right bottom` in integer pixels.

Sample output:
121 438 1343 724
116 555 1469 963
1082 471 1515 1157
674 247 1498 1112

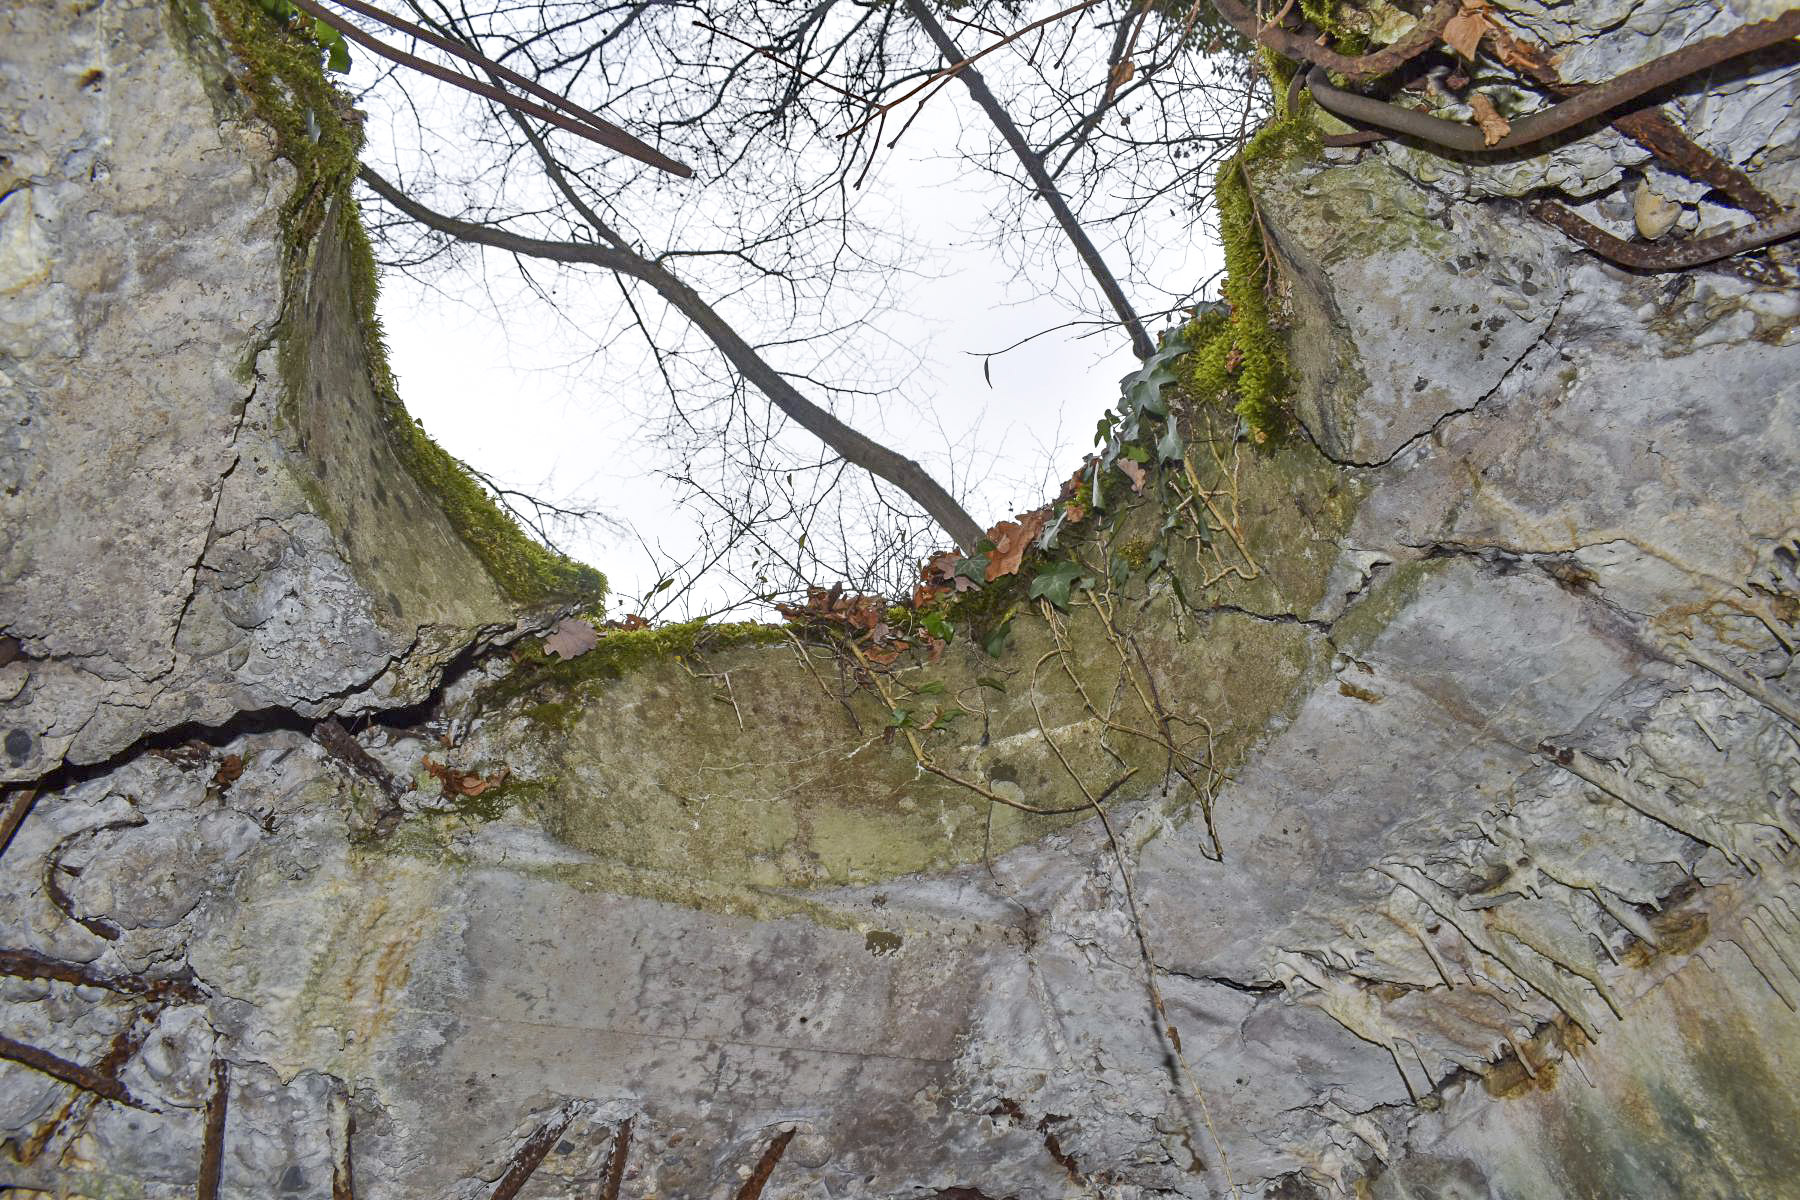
1468 93 1511 146
1442 1 1490 60
1118 459 1147 495
921 551 959 583
460 766 509 797
863 643 905 666
984 509 1048 582
212 754 244 789
1110 59 1135 90
543 617 600 660
422 756 509 799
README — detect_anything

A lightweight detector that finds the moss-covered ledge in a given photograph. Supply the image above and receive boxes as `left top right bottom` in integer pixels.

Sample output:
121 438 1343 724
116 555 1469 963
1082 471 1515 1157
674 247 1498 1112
177 0 603 624
377 408 1373 915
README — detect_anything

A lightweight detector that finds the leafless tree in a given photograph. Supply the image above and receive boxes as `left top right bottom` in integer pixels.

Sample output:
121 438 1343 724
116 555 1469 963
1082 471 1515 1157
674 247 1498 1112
329 0 1257 611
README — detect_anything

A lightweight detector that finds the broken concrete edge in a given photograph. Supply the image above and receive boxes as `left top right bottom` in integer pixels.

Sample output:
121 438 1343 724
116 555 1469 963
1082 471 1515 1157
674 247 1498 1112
176 0 605 613
397 438 1371 905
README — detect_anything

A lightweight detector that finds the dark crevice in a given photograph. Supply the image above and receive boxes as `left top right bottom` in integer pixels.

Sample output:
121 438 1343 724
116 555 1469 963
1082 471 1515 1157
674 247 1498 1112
1196 603 1332 633
4 619 525 805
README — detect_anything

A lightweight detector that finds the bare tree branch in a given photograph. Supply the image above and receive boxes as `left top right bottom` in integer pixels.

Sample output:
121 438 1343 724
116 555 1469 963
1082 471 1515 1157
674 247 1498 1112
359 165 985 551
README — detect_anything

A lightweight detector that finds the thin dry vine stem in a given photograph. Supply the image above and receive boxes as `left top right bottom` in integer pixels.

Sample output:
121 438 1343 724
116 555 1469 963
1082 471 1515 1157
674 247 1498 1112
1080 588 1227 857
838 639 1100 816
1025 643 1238 1198
1038 591 1226 804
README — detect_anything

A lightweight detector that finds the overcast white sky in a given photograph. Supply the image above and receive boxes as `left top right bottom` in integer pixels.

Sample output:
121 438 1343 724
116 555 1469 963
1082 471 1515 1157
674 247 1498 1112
359 27 1221 615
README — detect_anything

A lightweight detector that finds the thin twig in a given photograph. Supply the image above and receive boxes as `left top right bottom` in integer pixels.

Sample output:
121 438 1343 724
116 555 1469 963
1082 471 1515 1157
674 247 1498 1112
288 0 690 175
841 0 1109 140
1028 639 1237 1198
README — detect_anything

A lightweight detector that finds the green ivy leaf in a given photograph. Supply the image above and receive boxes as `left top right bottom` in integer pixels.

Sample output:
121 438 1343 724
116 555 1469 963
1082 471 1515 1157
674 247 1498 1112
312 19 352 72
912 680 947 696
954 555 988 585
1156 420 1184 462
886 708 913 729
920 612 954 642
1029 560 1091 610
982 618 1014 658
975 675 1008 693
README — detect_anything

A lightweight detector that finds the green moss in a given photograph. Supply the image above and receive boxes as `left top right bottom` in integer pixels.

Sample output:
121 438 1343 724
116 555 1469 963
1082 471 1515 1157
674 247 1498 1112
194 0 362 255
1115 538 1153 571
478 619 792 723
380 404 604 606
1183 113 1317 441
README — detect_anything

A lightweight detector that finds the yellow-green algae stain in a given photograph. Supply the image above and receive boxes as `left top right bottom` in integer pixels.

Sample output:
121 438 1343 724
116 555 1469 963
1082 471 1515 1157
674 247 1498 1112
406 324 1381 911
442 496 1352 910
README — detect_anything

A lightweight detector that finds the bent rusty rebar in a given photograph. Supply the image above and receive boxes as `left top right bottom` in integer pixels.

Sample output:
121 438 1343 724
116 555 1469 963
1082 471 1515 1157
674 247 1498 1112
0 945 208 1002
1529 200 1800 271
1210 0 1461 81
0 1033 145 1109
1305 11 1800 154
0 785 39 863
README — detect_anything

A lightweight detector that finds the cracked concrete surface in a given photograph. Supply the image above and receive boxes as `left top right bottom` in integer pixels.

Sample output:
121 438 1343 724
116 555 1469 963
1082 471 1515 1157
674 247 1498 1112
2 0 1799 1197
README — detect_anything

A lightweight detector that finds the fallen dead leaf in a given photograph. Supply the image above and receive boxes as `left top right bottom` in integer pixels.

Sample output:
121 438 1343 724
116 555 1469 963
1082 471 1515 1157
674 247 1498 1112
1468 93 1511 147
543 617 600 660
1443 1 1490 60
459 766 509 797
423 756 510 799
984 508 1049 582
212 754 244 789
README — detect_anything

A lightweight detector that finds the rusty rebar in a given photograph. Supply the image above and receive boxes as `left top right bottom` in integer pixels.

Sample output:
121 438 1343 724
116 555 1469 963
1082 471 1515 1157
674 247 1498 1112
601 1117 632 1200
198 1057 230 1200
0 1033 143 1108
0 946 208 1002
0 786 38 863
1305 12 1800 154
1529 199 1800 271
489 1109 575 1200
733 1128 796 1200
1210 0 1461 81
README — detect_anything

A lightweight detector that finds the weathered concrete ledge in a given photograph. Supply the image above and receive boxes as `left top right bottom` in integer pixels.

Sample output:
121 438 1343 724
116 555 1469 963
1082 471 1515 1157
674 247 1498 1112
1 0 1797 1197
